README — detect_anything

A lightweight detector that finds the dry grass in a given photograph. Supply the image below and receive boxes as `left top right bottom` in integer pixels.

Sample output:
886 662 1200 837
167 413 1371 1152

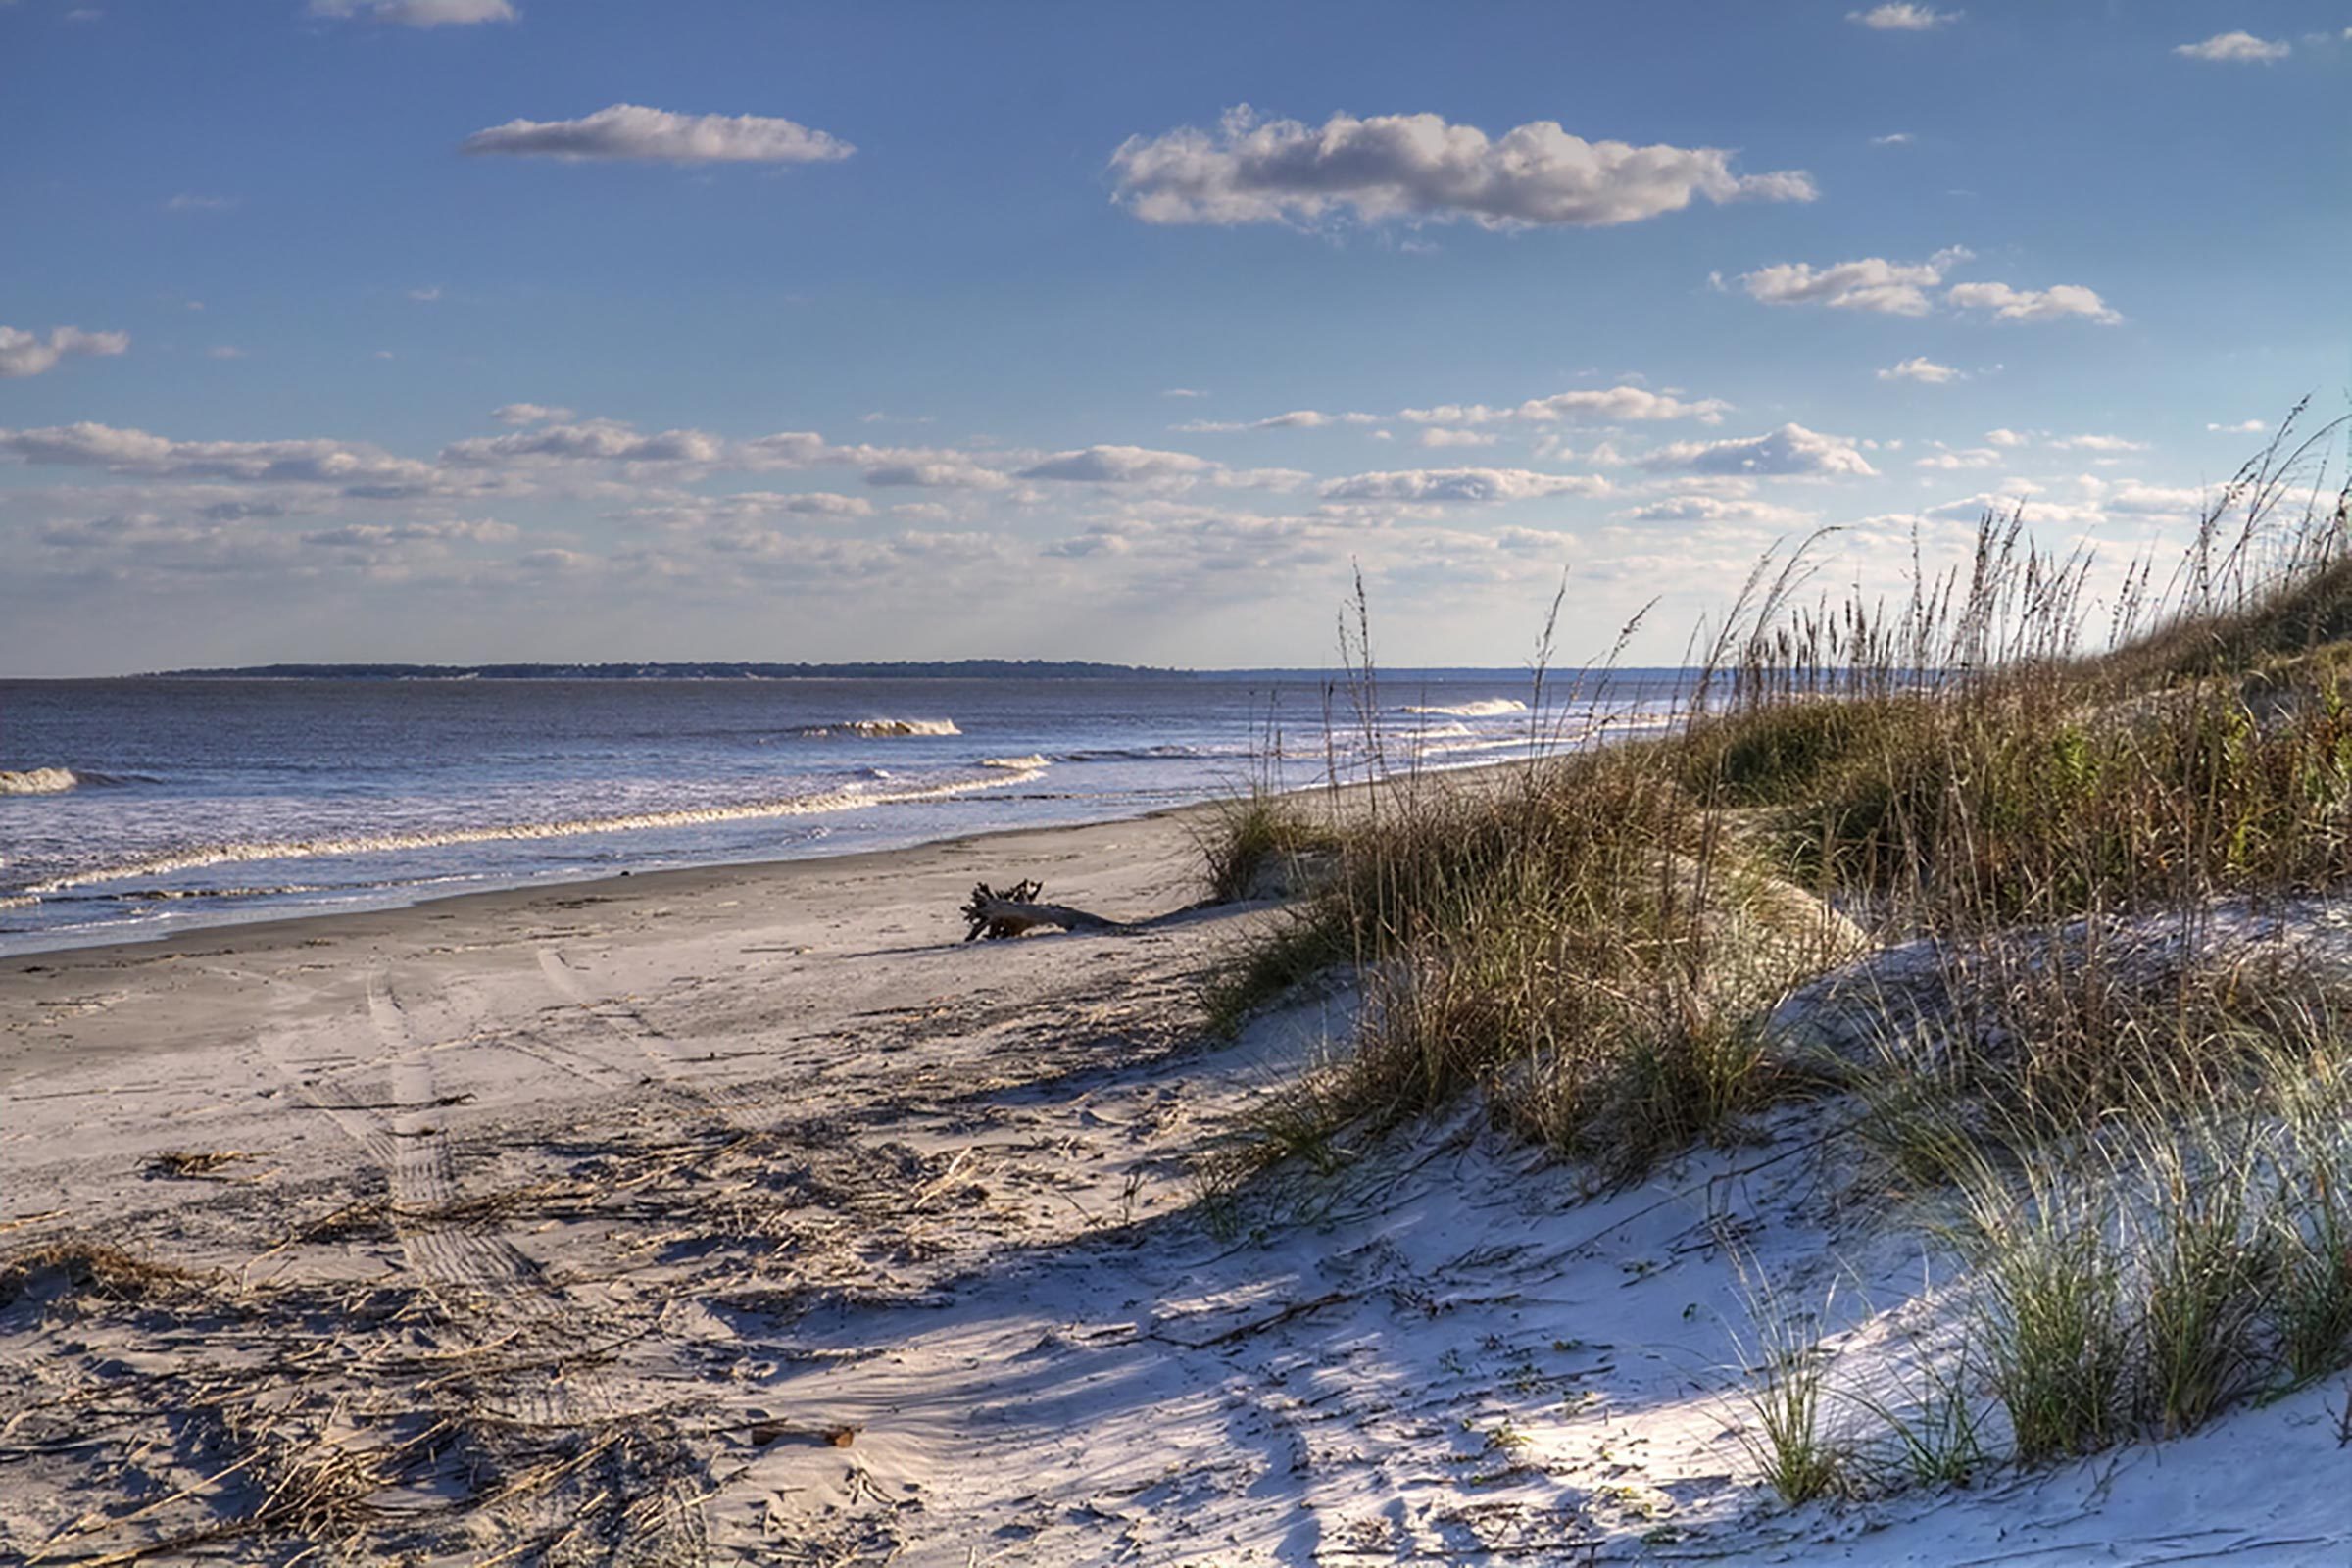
1200 405 2352 1492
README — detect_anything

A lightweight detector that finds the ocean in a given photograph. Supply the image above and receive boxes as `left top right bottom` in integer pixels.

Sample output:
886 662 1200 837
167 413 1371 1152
0 671 1687 956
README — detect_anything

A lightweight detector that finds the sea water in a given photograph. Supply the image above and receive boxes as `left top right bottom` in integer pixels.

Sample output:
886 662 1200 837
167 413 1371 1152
0 672 1687 956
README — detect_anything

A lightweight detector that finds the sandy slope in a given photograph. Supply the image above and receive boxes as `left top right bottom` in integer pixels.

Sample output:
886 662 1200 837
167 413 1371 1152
2 807 2346 1564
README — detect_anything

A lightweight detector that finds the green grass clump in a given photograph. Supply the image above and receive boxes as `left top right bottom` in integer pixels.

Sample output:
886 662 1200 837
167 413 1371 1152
1196 791 1342 906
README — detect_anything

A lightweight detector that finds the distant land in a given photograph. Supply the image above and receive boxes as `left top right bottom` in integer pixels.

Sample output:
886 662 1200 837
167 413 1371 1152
138 660 1196 681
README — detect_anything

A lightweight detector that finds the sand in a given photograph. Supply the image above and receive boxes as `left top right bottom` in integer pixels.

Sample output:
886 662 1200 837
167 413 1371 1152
3 803 2347 1565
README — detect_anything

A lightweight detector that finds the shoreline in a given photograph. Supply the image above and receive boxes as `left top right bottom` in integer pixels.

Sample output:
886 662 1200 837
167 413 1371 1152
0 750 1540 971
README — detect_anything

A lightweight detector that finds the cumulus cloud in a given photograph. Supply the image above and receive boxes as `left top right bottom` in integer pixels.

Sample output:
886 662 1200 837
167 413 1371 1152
2047 433 2148 453
1108 106 1815 229
0 325 129 378
1401 386 1730 426
311 0 518 24
301 518 518 550
622 491 875 526
1173 409 1363 433
1418 428 1496 449
1849 4 1959 29
1316 467 1609 503
2207 418 2266 434
2174 32 2290 64
441 419 722 466
1736 250 2117 325
1738 250 1969 316
1636 423 1878 479
1018 445 1219 484
1878 356 1963 384
1984 427 2031 448
491 403 574 425
461 104 854 165
2097 481 2212 517
859 458 1010 490
0 421 440 490
1915 446 2002 470
1618 494 1819 526
1946 280 2121 324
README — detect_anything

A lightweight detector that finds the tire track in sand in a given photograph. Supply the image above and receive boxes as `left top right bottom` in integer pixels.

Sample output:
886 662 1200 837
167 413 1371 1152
286 972 713 1562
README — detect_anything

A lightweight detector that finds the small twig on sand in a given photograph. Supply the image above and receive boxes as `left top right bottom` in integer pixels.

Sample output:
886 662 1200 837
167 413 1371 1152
1152 1290 1356 1350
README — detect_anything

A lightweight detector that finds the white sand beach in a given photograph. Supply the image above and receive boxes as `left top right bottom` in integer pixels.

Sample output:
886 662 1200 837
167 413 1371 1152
3 801 2346 1565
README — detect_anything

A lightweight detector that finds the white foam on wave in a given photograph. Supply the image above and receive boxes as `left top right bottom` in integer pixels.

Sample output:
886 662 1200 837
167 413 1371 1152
24 761 1049 896
0 767 79 797
800 717 962 738
981 754 1050 770
1400 698 1529 718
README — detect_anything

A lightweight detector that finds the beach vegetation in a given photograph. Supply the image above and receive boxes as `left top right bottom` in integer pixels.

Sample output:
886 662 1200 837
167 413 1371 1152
1200 404 2352 1494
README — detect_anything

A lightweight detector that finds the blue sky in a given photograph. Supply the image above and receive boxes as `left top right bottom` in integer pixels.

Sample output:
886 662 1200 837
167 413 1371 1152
3 1 2346 674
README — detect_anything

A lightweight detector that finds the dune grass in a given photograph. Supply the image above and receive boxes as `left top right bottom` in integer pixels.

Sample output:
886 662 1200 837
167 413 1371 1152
1198 405 2352 1493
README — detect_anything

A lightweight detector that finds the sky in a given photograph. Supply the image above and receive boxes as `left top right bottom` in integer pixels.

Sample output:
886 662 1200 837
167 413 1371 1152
2 1 2347 676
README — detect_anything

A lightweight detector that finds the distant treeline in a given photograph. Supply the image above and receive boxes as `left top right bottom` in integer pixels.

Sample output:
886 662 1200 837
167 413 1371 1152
144 660 1195 681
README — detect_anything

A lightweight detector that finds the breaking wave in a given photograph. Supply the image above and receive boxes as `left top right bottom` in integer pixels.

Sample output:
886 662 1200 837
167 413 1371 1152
797 717 962 738
1400 698 1529 718
981 754 1050 770
1 767 82 796
23 762 1048 896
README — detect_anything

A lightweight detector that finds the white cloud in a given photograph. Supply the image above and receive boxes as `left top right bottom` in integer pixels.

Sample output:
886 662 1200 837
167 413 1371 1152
406 285 443 303
1019 445 1218 483
859 458 1010 490
1636 423 1878 479
0 421 440 490
1870 132 1916 147
461 104 854 165
1914 446 2001 470
1737 250 2118 325
0 325 129 379
1738 251 1967 316
1946 280 2121 324
301 518 518 550
1316 467 1609 503
1849 4 1960 29
312 0 518 24
622 491 875 526
1108 106 1815 229
2047 433 2148 453
1401 385 1729 426
1161 387 1207 399
2174 32 2290 64
163 193 235 213
1174 409 1344 433
1418 427 1496 449
2101 481 2210 516
2207 418 2266 434
491 403 574 425
1517 387 1729 424
1618 494 1819 526
1985 427 2031 447
442 419 722 466
1878 356 1962 384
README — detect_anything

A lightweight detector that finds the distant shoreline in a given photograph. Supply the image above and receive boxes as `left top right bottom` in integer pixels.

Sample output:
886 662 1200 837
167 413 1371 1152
129 659 1199 681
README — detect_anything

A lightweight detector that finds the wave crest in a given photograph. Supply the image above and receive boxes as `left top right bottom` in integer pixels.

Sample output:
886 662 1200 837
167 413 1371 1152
798 718 962 738
1401 698 1528 718
24 762 1047 896
0 767 80 797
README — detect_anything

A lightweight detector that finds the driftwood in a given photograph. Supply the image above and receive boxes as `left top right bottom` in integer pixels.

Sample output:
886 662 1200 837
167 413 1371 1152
959 880 1130 942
